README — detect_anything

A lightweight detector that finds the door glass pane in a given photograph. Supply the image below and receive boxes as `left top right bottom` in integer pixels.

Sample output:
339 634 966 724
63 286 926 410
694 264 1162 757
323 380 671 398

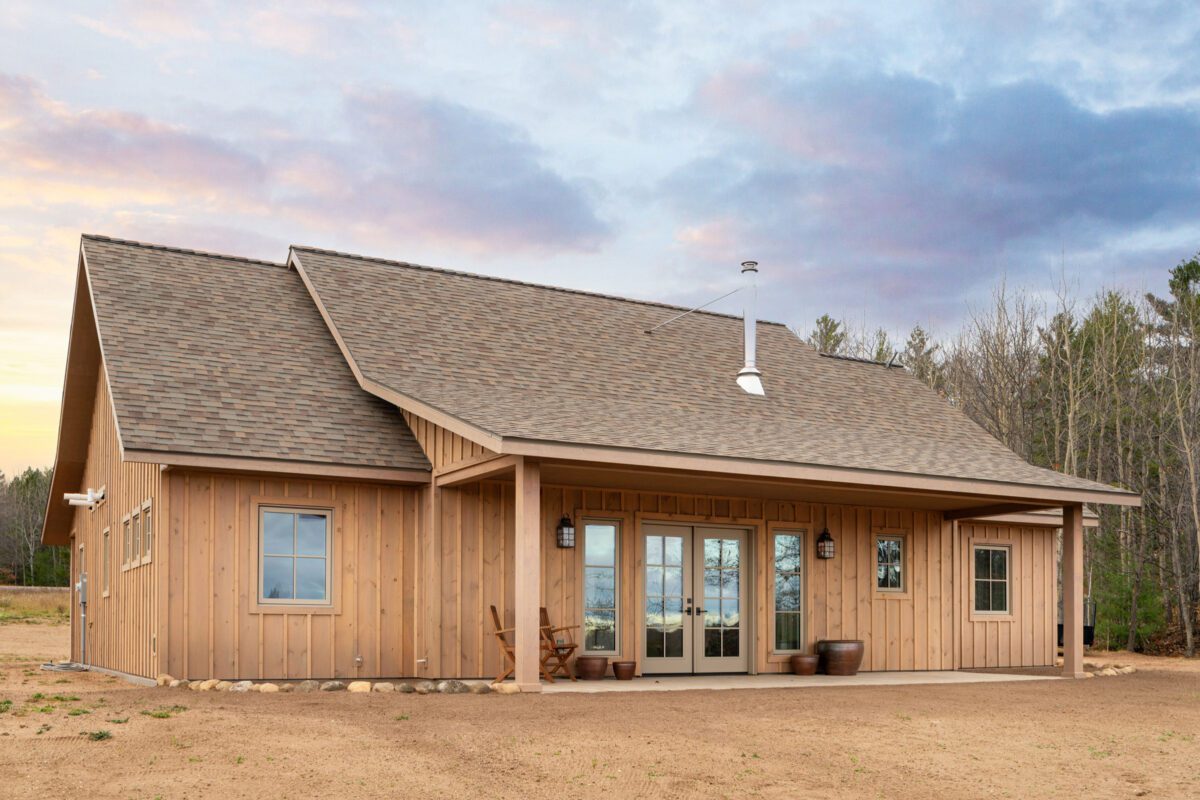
646 535 663 565
723 627 739 657
704 538 721 568
584 567 615 609
702 536 741 659
704 628 722 657
663 597 683 630
664 626 683 658
646 629 664 658
776 612 802 651
664 536 683 566
646 566 664 596
663 566 683 597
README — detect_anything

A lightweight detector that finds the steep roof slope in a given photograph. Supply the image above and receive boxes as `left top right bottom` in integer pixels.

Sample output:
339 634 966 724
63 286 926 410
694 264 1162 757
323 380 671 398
292 247 1124 496
81 236 428 471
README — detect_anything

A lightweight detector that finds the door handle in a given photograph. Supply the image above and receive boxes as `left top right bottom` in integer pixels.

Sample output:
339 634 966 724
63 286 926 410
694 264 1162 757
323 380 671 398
685 597 693 616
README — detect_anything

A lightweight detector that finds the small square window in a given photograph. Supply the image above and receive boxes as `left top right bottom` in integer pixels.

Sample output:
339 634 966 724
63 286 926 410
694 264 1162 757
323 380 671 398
973 545 1010 614
875 534 905 592
258 507 332 605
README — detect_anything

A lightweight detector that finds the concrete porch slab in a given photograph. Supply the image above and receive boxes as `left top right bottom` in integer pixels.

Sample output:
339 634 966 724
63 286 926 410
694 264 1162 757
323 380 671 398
542 670 1059 693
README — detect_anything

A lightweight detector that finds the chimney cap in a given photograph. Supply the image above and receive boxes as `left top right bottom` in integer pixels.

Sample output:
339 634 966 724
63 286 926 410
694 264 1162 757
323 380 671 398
740 260 758 272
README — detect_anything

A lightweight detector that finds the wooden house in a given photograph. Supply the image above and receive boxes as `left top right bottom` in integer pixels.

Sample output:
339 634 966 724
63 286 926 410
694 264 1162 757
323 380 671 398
42 235 1139 689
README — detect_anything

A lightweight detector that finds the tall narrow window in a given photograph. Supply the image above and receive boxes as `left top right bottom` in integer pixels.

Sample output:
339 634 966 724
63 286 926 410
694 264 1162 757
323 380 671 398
581 521 618 653
773 531 804 651
974 545 1010 613
259 507 332 605
122 516 132 568
142 503 153 561
875 534 905 592
101 529 111 596
131 511 142 566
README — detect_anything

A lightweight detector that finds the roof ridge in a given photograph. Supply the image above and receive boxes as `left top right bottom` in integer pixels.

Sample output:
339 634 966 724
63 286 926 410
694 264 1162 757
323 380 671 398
82 234 284 268
818 351 905 369
289 244 789 327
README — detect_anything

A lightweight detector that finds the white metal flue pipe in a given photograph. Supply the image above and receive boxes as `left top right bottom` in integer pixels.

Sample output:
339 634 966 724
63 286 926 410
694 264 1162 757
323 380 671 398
736 261 765 396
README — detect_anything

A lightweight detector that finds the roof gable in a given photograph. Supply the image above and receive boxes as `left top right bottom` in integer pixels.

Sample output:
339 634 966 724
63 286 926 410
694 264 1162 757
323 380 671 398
78 236 429 473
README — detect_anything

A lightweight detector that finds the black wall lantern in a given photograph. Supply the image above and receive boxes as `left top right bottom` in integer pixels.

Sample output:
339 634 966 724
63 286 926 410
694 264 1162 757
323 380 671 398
556 514 576 548
816 527 835 559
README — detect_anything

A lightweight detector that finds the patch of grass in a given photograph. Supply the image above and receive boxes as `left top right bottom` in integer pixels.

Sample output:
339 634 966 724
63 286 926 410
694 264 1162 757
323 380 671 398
81 730 112 741
32 705 54 714
0 699 11 714
394 714 410 721
141 704 188 719
106 717 129 724
48 694 79 702
67 708 90 717
30 692 44 700
236 756 244 765
0 589 70 624
36 724 52 735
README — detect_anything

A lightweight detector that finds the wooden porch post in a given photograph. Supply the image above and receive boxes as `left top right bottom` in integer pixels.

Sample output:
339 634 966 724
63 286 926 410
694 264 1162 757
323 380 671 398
514 457 542 692
1061 503 1085 678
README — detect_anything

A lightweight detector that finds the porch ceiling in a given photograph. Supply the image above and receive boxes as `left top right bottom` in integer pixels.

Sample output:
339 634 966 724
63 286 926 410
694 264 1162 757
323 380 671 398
535 460 1087 516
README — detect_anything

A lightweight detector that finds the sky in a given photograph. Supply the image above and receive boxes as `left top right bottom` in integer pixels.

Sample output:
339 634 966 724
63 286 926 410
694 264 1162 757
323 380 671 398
2 0 1199 476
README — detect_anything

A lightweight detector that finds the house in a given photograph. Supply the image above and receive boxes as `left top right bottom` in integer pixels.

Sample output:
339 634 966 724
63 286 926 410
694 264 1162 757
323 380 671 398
43 234 1139 690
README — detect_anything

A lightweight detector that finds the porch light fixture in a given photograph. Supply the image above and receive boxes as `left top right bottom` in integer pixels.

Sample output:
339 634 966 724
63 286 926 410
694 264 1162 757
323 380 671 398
816 528 835 560
556 514 576 548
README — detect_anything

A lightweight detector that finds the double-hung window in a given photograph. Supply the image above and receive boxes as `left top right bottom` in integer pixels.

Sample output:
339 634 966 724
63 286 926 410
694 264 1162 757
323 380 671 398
974 545 1010 613
581 520 619 653
259 507 332 605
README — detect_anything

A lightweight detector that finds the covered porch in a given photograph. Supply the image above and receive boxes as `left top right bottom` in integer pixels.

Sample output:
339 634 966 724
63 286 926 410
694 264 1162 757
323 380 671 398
430 453 1098 692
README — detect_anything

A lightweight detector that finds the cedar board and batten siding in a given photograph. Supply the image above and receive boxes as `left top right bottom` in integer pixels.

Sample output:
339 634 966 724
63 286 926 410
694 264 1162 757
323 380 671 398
161 473 1061 680
955 522 1058 669
68 369 161 678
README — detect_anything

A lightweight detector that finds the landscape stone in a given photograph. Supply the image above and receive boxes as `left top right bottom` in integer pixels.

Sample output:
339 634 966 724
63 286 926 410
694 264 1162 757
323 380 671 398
214 681 233 691
1118 665 1137 674
347 681 372 693
156 674 174 687
189 680 204 691
278 683 295 692
1100 667 1119 677
199 679 221 691
373 682 395 693
169 679 187 689
491 682 521 695
295 680 320 693
320 680 346 692
414 680 437 695
439 680 469 694
468 682 492 694
230 680 255 693
259 683 280 693
397 682 415 693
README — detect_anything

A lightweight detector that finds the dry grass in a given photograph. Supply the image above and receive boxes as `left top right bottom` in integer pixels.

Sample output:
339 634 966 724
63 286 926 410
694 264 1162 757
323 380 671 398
0 588 70 624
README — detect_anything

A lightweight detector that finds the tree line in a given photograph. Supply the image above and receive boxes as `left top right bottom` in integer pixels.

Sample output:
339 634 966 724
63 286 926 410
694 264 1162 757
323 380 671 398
808 254 1200 656
0 467 65 586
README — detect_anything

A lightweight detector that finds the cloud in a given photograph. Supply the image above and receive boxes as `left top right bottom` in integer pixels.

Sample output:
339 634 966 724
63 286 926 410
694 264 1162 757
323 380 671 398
0 73 608 253
665 66 1200 326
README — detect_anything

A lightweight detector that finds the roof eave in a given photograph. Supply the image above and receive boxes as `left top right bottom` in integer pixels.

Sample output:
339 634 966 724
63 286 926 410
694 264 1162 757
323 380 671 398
123 449 431 484
497 437 1142 507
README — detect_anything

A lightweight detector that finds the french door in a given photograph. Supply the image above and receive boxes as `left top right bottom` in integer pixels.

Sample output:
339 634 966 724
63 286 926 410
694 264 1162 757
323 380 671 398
642 524 748 674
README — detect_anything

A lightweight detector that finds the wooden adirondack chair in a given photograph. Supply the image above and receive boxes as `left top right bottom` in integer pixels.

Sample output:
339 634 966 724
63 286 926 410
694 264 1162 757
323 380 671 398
489 605 518 683
539 607 579 682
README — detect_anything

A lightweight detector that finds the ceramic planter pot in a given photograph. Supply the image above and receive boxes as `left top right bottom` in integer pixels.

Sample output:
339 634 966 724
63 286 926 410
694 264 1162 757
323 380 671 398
816 640 865 676
789 654 819 675
611 660 636 680
576 655 609 680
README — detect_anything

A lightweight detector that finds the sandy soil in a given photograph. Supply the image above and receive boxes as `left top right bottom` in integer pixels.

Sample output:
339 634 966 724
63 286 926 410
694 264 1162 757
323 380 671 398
1 624 1198 799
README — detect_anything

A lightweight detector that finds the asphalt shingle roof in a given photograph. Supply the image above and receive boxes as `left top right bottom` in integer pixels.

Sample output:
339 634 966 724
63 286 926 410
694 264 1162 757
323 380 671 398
82 236 429 471
292 246 1125 495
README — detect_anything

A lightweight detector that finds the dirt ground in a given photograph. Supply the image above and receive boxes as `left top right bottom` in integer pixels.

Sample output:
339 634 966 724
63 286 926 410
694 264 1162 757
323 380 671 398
1 624 1197 799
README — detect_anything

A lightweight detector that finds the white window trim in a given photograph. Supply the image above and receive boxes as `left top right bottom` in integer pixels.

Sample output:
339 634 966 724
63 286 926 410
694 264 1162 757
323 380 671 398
874 532 907 594
141 499 153 563
770 528 807 654
972 543 1012 615
579 518 621 656
258 506 334 607
101 527 111 598
121 514 132 571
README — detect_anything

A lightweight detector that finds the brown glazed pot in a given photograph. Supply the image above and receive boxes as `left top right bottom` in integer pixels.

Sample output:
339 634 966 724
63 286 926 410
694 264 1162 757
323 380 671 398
611 660 636 680
576 656 609 680
789 654 819 675
816 640 865 676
